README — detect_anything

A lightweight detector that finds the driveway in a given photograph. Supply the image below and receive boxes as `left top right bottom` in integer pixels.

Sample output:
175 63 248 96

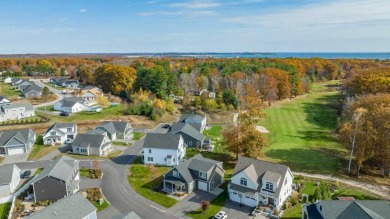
220 200 254 219
2 153 29 164
167 189 223 218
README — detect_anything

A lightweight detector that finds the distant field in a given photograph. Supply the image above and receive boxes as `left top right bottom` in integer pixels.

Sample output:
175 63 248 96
259 81 344 174
0 82 20 99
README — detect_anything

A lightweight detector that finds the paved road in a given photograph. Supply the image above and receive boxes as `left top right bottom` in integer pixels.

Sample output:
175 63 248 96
32 80 64 109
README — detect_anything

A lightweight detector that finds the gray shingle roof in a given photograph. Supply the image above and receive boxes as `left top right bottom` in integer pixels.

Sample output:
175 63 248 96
114 211 142 219
306 200 390 219
44 123 76 136
98 121 131 134
72 133 106 148
169 123 205 142
179 114 206 123
32 156 78 183
0 129 34 146
26 193 96 219
0 96 10 102
0 164 19 185
86 129 107 135
23 84 42 93
262 171 282 183
143 133 182 150
232 156 292 197
60 97 85 108
1 103 34 112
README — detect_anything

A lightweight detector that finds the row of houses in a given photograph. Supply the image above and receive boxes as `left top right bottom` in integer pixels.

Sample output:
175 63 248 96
5 77 42 98
50 77 79 89
54 86 104 113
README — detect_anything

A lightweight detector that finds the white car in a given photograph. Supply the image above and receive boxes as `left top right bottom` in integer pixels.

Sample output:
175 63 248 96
65 139 72 144
214 211 227 219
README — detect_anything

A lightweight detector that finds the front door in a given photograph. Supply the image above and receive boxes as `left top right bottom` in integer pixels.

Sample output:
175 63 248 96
268 197 274 206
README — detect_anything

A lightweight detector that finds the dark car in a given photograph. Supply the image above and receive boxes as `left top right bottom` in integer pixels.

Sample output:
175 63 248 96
162 124 170 129
60 111 69 116
21 170 31 179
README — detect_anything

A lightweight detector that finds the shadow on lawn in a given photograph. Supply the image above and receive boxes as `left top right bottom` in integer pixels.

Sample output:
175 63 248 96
301 93 340 130
287 130 338 143
265 148 340 175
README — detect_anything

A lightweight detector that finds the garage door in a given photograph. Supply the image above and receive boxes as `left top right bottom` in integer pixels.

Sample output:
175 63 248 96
7 147 24 155
230 192 241 203
198 181 208 192
243 195 258 207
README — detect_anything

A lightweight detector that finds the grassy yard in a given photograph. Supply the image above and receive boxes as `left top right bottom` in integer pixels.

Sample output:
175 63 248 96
187 184 228 219
128 157 178 208
37 105 126 123
259 81 344 174
282 177 380 219
203 126 227 154
57 150 123 160
37 105 55 111
44 83 67 90
28 144 59 161
132 132 145 141
0 202 11 219
91 199 109 212
0 82 20 99
113 141 131 146
0 116 47 126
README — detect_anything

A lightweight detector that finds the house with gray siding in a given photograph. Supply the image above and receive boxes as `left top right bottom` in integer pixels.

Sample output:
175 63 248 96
31 156 80 202
0 103 35 122
27 193 97 219
70 133 112 156
162 154 224 194
0 164 21 196
22 83 42 98
0 129 36 156
302 200 390 219
168 122 207 149
96 121 133 140
179 114 207 132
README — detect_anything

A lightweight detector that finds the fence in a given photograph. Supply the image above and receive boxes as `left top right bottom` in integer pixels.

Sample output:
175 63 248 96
7 196 16 219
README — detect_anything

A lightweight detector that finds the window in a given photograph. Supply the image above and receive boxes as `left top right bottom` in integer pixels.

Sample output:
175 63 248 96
199 171 206 179
149 149 152 153
197 142 200 146
189 141 192 146
67 128 72 132
266 182 273 191
173 170 179 178
50 131 56 136
284 178 287 185
80 148 87 153
147 157 153 162
211 182 214 188
240 178 247 186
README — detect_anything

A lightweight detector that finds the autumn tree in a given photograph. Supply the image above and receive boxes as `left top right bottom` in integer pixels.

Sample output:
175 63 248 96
95 64 137 94
41 86 51 101
78 65 94 84
97 95 110 108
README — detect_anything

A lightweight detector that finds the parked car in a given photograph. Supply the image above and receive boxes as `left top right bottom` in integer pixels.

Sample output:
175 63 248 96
214 211 227 219
60 111 69 116
65 139 72 144
21 170 31 179
162 124 170 129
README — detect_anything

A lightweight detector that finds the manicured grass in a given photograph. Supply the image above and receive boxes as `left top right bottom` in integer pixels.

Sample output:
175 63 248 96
132 132 145 141
80 168 103 179
128 157 178 208
203 126 227 154
91 199 109 212
37 105 126 123
80 168 90 177
0 116 46 125
112 141 131 146
0 202 11 219
44 83 67 90
57 150 123 160
37 105 55 111
259 81 344 174
0 82 20 99
34 168 43 176
28 144 59 161
187 184 228 219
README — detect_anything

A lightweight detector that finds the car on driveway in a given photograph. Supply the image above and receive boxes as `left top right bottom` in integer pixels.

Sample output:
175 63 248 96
65 139 73 144
60 111 69 116
214 211 227 219
162 124 170 129
21 170 31 179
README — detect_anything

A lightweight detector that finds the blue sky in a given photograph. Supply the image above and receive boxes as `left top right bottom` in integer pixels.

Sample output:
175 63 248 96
0 0 389 53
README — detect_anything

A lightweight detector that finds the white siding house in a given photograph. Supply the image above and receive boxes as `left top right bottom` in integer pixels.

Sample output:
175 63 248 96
0 164 21 197
54 97 87 113
43 123 77 145
143 133 186 166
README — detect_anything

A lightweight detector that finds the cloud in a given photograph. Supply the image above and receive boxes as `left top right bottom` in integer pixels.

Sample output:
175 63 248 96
79 9 87 13
169 1 220 9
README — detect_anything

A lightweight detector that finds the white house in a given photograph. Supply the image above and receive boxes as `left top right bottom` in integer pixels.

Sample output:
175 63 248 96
143 133 186 166
0 103 35 122
179 114 207 132
0 96 12 106
54 97 87 113
43 123 77 145
3 77 12 83
0 164 21 197
228 156 294 210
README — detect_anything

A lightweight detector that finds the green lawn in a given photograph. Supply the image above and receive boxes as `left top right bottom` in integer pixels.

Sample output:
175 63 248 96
91 199 109 211
28 144 59 160
203 126 227 153
37 105 55 111
44 83 67 90
259 81 344 174
187 185 228 219
113 141 131 146
132 132 145 141
57 150 123 160
0 82 20 99
0 202 11 219
128 157 178 208
37 105 126 123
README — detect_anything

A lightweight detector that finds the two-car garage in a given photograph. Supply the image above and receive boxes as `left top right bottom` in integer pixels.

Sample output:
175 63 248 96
229 191 258 207
7 147 25 155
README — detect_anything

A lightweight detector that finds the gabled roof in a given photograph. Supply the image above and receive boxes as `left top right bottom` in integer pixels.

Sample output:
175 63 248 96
0 96 11 102
86 129 107 135
65 80 79 85
231 156 291 197
1 103 34 112
60 97 85 108
0 164 20 185
72 133 106 148
98 121 131 134
44 123 76 136
169 123 205 142
26 193 96 219
114 212 142 219
32 156 78 183
179 114 206 123
0 129 35 146
143 133 182 150
306 200 390 219
23 84 42 94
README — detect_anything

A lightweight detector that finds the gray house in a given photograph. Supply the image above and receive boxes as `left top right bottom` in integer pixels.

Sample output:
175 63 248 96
50 77 67 86
0 164 21 196
163 154 224 194
22 83 42 98
302 200 390 219
0 96 12 106
31 156 80 202
27 193 97 219
0 129 36 156
64 80 79 88
96 121 133 140
179 114 207 132
168 123 207 148
70 133 112 156
0 103 35 122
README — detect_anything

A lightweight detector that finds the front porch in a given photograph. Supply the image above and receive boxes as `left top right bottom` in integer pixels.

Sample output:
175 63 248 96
162 179 186 195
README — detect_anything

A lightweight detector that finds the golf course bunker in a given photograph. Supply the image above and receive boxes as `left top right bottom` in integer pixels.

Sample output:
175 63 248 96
256 126 270 133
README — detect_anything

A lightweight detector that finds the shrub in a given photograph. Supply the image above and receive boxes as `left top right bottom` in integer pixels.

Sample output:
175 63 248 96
200 200 210 213
290 198 298 206
86 188 103 202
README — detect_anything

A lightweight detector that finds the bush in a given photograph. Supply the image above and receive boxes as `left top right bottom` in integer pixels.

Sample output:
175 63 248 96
88 169 102 179
290 198 298 206
86 188 103 202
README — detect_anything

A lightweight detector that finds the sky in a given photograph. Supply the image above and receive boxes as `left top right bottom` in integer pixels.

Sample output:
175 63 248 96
0 0 390 53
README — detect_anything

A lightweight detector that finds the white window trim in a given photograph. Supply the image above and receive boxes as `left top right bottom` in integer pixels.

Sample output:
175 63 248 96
199 171 206 179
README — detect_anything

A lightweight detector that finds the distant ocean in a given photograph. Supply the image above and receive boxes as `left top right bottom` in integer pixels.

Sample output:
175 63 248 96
126 52 390 60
